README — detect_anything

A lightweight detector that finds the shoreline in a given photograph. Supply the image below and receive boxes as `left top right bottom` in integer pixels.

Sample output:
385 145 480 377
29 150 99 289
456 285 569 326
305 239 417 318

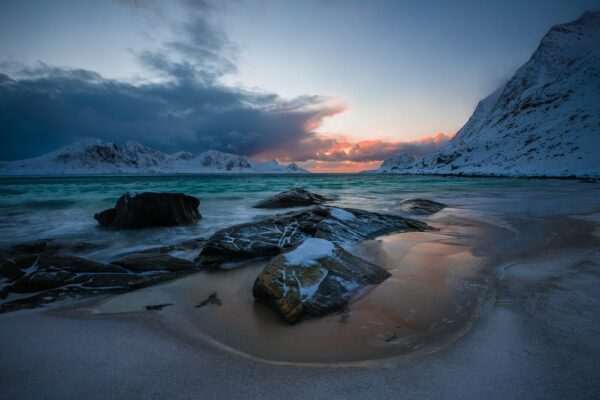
1 180 599 399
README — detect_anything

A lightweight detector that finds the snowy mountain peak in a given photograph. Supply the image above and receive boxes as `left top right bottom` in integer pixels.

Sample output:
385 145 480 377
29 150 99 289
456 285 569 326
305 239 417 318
0 140 310 175
378 11 600 178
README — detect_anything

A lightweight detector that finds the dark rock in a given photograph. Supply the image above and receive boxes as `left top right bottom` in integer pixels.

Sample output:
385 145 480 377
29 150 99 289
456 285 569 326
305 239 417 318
94 208 116 226
112 253 199 272
43 239 105 255
254 188 331 208
253 239 390 322
37 255 126 273
94 191 201 229
146 303 172 311
196 206 431 267
196 291 222 308
138 238 206 255
395 199 447 215
0 258 27 281
7 239 50 255
11 271 77 293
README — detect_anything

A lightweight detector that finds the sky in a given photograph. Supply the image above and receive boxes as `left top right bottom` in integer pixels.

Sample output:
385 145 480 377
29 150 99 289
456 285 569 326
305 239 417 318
0 0 597 172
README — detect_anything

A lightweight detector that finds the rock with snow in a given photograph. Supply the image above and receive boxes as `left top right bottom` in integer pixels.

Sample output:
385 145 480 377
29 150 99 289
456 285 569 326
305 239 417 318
395 199 447 215
195 206 430 267
253 238 390 322
94 191 201 229
0 139 310 175
253 188 331 208
379 12 600 178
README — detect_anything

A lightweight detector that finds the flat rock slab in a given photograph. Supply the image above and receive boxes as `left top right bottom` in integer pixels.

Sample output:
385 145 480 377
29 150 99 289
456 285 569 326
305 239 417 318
253 188 331 208
253 238 390 322
196 206 431 267
113 253 199 272
395 198 447 215
0 237 205 312
94 191 201 229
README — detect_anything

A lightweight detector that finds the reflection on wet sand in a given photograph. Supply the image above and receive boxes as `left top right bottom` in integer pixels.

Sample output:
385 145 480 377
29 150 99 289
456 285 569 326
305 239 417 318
92 214 491 365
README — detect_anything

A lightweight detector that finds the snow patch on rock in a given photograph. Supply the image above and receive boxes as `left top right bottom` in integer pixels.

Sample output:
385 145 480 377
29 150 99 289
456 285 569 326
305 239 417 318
284 238 335 266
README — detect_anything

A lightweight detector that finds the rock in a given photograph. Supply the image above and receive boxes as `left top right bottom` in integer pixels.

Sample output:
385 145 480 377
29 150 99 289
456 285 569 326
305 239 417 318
196 292 222 308
254 188 331 208
6 239 50 255
79 272 178 289
0 236 205 311
11 271 78 293
138 238 206 256
94 191 201 229
146 303 172 311
37 255 126 273
112 253 199 272
0 258 27 281
253 238 390 322
395 199 447 215
196 206 431 267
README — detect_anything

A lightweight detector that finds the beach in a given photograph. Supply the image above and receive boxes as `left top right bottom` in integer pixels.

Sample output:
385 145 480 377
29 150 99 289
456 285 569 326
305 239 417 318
0 175 599 399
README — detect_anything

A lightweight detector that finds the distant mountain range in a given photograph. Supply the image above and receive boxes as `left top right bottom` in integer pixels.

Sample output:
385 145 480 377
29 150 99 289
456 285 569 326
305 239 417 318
373 11 600 178
0 139 309 175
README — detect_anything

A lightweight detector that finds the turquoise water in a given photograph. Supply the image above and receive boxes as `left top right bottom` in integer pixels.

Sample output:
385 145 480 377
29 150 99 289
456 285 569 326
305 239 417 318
0 174 597 260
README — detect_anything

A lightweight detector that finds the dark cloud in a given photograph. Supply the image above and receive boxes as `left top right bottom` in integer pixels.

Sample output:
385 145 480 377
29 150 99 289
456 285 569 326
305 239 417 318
0 0 446 164
0 0 345 161
0 62 343 160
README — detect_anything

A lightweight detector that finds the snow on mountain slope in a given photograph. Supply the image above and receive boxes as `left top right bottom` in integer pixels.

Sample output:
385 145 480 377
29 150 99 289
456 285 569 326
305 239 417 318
375 153 416 173
0 139 309 175
384 11 600 178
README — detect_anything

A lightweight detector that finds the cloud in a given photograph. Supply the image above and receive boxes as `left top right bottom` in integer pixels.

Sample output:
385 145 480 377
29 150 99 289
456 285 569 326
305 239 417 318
255 132 453 163
0 0 451 166
0 62 344 160
0 1 345 161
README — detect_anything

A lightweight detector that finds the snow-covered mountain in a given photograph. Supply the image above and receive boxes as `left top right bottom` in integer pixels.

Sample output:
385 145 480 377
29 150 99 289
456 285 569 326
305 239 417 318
0 139 309 175
379 11 600 178
372 153 415 173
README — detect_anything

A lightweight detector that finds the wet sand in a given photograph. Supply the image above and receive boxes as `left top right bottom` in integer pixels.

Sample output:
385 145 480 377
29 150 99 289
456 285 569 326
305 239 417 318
1 183 599 399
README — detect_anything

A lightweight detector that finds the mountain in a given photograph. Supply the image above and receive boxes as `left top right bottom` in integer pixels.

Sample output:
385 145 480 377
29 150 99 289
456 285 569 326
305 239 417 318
373 153 416 173
378 11 600 178
0 139 309 175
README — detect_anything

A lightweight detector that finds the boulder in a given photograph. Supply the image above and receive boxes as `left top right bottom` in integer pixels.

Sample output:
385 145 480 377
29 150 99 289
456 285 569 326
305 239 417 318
395 199 447 215
254 188 331 208
94 191 201 229
196 206 430 267
253 238 390 322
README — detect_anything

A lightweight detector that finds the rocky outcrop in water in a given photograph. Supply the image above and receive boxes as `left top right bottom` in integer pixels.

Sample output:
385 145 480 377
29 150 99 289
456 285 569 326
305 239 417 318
196 206 431 267
395 199 447 215
94 191 201 229
0 237 206 312
253 188 331 208
253 238 391 322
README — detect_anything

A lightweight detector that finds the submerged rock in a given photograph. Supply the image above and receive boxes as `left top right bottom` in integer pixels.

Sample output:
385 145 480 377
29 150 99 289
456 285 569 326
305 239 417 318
253 188 331 208
253 238 390 322
196 206 430 267
94 191 201 229
395 199 447 215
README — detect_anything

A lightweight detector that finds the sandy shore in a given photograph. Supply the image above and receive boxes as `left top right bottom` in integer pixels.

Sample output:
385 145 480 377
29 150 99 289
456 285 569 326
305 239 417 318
1 188 599 399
